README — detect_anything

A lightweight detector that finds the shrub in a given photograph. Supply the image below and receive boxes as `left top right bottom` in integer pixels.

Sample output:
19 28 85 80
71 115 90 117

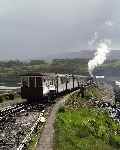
58 106 65 113
110 135 120 148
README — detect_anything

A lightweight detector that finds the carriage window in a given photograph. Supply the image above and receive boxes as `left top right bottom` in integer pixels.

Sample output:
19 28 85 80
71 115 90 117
29 77 35 88
36 77 43 88
22 77 28 87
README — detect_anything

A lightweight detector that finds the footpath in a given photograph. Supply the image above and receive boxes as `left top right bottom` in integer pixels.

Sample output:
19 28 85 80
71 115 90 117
36 97 66 150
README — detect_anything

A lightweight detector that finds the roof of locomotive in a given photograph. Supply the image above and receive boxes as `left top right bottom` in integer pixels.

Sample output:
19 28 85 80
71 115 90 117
20 72 58 78
20 72 87 79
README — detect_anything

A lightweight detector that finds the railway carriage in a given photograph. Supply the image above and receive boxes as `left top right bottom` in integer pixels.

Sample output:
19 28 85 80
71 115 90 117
20 73 84 103
21 73 51 102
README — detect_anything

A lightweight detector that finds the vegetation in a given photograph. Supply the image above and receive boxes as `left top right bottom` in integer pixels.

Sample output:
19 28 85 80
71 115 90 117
0 59 88 86
102 60 120 68
0 58 120 77
55 109 120 150
27 133 39 150
0 59 88 76
26 122 44 150
0 58 120 86
54 88 120 150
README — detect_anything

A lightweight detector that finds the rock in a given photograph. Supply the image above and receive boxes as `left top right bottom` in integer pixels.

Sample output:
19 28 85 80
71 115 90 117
40 117 46 123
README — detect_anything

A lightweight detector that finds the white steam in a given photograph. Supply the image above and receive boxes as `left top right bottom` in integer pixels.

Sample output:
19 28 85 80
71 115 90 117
88 32 98 47
88 40 111 76
105 20 113 27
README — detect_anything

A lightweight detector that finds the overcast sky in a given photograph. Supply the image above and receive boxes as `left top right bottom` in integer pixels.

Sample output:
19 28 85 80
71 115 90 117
0 0 119 60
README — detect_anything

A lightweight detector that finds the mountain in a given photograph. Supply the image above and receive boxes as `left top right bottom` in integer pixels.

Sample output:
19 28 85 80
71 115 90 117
46 50 94 60
108 50 120 60
45 50 120 60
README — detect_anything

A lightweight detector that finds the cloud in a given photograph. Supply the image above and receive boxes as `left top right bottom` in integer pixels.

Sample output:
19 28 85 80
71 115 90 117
105 20 113 27
0 0 119 59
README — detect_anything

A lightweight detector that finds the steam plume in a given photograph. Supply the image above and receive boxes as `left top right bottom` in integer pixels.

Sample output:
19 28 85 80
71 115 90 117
88 32 98 47
88 40 111 76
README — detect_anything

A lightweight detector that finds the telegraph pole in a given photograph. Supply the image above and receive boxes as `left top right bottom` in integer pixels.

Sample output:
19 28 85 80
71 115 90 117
72 75 75 89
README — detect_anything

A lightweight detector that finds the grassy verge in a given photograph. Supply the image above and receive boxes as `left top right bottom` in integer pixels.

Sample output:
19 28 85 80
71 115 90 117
54 88 120 150
26 121 45 150
27 131 41 150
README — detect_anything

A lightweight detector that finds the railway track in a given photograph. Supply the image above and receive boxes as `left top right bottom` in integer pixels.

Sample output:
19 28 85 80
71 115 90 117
0 102 49 150
0 103 26 121
0 89 75 149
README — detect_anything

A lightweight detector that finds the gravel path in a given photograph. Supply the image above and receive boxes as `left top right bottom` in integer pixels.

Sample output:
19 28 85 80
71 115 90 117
36 97 67 150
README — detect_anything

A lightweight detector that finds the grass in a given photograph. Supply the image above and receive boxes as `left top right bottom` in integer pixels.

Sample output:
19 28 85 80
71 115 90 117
54 108 120 150
54 88 120 150
27 133 39 150
26 122 44 150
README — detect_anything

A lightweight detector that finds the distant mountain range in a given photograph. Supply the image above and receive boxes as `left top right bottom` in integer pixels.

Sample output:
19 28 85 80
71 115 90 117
46 50 120 60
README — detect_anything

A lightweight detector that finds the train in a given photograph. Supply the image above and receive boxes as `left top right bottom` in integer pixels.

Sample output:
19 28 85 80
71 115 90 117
20 73 84 103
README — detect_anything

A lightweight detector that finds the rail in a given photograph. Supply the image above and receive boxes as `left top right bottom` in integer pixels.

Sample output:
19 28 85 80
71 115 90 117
17 110 45 150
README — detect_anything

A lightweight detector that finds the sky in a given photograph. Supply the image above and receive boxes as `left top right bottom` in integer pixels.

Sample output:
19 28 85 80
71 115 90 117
0 0 119 60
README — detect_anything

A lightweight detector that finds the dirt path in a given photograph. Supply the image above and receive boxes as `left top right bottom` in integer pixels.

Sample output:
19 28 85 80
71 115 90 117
36 97 66 150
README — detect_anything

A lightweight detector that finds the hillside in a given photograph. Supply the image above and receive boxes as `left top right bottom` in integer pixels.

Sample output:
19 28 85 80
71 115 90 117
0 58 120 86
93 60 120 77
46 50 120 60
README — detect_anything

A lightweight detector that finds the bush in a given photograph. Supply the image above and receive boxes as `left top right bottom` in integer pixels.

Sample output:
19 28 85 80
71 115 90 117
110 135 120 148
58 106 65 113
